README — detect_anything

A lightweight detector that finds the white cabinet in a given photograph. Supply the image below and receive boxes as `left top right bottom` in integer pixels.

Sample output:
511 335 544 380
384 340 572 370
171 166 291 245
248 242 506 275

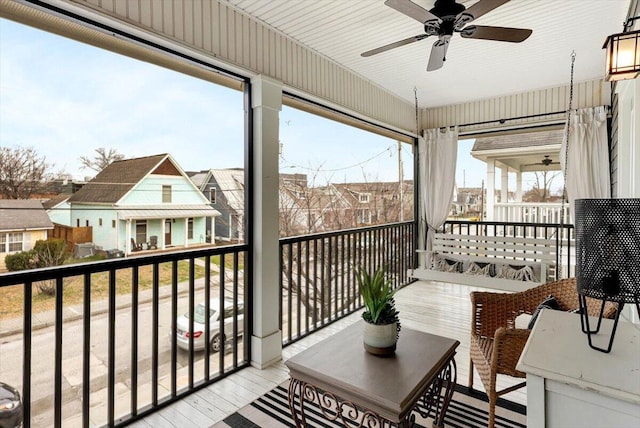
516 310 640 428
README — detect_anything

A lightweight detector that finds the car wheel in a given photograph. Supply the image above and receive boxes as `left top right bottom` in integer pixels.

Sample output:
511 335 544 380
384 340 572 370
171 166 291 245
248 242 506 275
210 333 226 352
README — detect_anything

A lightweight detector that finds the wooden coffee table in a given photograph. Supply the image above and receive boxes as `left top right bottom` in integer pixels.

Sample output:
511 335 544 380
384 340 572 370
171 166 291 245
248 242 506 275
285 322 459 427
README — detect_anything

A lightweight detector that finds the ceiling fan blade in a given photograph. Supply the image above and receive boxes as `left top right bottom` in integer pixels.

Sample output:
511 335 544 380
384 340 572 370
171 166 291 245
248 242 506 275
427 38 449 71
361 34 428 57
460 25 532 42
384 0 440 24
460 0 510 21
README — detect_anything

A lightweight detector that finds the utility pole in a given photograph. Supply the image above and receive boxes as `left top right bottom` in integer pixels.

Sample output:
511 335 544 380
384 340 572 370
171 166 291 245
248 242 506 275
398 140 404 221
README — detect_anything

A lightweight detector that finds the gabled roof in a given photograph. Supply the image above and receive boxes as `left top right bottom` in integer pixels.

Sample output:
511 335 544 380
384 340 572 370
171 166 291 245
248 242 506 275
68 154 169 204
42 194 70 210
0 200 54 231
208 169 245 211
187 170 211 189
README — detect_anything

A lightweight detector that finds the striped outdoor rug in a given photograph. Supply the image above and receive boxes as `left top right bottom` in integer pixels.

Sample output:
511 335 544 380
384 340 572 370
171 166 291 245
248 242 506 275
215 381 526 428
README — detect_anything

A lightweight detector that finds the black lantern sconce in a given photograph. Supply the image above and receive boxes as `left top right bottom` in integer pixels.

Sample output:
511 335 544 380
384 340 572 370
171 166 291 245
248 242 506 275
575 199 640 353
603 17 640 81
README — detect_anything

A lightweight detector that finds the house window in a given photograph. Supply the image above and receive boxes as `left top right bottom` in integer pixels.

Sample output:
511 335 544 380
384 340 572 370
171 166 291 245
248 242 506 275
99 218 103 226
358 209 371 224
162 185 172 203
0 232 24 253
188 218 194 239
136 220 147 244
209 187 216 203
86 220 89 226
112 220 116 228
359 193 370 203
76 219 80 227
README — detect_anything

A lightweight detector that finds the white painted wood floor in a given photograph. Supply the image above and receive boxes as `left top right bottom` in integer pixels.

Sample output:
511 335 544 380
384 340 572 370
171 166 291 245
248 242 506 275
132 280 526 428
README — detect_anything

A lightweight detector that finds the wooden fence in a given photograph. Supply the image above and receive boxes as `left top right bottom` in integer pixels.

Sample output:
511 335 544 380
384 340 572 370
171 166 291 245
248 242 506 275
51 224 92 252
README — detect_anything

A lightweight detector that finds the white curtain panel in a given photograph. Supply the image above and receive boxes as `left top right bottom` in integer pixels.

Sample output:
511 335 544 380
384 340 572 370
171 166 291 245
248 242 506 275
418 127 458 267
560 106 611 211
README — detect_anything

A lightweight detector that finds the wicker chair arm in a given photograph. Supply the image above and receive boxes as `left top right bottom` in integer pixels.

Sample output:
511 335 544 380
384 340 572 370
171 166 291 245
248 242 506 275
491 327 531 377
471 291 524 337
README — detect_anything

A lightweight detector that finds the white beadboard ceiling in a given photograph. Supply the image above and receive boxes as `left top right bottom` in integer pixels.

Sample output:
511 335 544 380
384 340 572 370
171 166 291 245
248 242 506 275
226 0 630 109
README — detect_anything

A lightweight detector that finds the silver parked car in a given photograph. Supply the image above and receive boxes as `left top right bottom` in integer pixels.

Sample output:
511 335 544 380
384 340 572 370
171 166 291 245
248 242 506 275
175 299 244 352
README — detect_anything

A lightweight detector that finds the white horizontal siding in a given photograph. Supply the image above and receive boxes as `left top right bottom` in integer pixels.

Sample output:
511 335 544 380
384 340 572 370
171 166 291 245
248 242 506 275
75 0 417 134
422 79 610 136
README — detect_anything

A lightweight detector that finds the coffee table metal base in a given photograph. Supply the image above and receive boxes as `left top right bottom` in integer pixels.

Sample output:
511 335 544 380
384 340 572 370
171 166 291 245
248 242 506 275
288 358 457 428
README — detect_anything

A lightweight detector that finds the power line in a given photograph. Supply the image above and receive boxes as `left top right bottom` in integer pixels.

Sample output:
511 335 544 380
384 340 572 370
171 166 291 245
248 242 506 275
279 145 395 173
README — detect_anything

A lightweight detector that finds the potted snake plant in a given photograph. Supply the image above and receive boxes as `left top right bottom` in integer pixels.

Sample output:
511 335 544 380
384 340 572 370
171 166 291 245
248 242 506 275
358 266 401 356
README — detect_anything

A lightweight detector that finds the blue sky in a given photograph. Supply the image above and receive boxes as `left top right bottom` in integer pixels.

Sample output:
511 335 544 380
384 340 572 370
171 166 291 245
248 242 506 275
0 18 488 188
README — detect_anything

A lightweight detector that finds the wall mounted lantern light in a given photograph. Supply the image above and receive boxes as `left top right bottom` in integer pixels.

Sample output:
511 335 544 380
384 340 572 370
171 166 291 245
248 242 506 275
575 198 640 353
604 18 640 81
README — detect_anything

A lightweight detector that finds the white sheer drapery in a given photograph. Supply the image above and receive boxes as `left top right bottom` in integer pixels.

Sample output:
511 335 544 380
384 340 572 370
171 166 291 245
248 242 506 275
560 106 611 210
418 127 458 267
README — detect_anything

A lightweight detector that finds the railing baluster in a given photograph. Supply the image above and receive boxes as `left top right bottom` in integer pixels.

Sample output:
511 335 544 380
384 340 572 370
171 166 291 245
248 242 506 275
327 236 333 321
131 266 139 417
232 251 239 369
296 242 301 338
287 243 293 341
54 277 63 428
313 239 318 329
204 255 211 379
108 270 116 427
171 261 178 397
320 238 325 324
82 274 90 428
278 244 284 332
152 262 159 406
188 258 195 388
218 266 225 375
23 282 32 428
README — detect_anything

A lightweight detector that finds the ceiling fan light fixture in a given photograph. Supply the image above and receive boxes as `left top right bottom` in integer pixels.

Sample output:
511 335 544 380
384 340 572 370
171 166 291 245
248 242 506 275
603 29 640 81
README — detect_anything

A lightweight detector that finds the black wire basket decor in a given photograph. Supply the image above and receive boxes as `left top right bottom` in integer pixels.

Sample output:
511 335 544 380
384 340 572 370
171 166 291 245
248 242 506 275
575 198 640 353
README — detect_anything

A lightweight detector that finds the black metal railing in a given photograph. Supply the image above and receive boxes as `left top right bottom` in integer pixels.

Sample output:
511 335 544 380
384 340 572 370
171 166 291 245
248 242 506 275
0 245 249 428
279 221 415 346
440 220 575 279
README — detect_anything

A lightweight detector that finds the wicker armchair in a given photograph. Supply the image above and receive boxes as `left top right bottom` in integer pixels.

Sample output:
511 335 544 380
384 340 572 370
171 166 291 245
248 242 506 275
468 278 617 428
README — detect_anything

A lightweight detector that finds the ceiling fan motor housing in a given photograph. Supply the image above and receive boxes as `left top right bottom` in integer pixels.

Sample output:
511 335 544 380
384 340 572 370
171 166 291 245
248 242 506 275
430 0 465 17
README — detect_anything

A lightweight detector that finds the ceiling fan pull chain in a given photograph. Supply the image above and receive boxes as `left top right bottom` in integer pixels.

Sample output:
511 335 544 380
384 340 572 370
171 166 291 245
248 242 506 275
558 50 576 280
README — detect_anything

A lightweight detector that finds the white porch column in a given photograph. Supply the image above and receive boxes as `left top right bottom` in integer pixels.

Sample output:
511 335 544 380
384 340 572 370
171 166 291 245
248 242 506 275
125 219 132 255
515 171 523 202
501 166 508 203
184 218 189 247
486 159 495 221
160 220 166 250
251 75 282 368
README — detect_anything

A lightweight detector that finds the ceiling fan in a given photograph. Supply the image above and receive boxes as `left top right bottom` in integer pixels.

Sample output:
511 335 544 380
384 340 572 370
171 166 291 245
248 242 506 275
524 155 560 167
362 0 532 71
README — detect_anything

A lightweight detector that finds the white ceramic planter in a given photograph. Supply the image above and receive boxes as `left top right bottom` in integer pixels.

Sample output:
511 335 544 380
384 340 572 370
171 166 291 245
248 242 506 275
363 321 398 356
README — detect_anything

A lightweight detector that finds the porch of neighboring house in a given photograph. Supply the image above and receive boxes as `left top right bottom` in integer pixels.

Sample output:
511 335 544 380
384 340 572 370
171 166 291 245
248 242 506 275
122 213 217 256
471 129 570 224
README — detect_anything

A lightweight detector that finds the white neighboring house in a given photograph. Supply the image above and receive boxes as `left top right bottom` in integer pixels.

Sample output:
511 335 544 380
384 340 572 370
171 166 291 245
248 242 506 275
0 200 54 271
43 194 72 226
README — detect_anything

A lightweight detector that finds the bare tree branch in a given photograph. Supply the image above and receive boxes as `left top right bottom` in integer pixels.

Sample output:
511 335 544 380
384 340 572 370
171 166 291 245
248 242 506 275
0 146 50 199
79 147 125 172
